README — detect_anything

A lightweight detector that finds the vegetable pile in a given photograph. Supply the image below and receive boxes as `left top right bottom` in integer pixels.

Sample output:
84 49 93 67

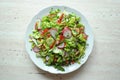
29 9 88 71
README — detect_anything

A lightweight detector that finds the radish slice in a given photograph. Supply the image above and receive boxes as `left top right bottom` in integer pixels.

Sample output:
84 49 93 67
62 27 72 38
49 28 57 39
32 46 40 53
57 42 66 49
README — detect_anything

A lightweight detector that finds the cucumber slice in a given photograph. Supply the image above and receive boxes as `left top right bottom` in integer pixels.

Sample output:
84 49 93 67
46 37 54 46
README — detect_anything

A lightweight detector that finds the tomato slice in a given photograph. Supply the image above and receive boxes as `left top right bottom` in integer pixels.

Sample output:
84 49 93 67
50 41 56 49
57 13 64 24
59 34 65 41
41 28 49 35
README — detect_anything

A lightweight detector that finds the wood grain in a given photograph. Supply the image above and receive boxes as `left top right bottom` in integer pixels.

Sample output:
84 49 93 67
0 0 120 80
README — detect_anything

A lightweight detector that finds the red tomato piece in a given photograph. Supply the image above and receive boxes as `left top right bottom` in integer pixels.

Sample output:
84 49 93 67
50 41 56 49
57 13 64 24
41 28 49 35
59 34 65 41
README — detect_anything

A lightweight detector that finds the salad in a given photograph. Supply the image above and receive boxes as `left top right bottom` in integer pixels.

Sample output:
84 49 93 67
29 8 88 71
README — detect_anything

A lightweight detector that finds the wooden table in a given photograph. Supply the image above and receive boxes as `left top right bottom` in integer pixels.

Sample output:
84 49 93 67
0 0 120 80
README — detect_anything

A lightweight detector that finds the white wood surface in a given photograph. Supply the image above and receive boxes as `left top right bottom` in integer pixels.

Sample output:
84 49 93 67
0 0 120 80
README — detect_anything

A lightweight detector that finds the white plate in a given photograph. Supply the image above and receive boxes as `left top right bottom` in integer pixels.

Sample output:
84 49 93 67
25 6 94 74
